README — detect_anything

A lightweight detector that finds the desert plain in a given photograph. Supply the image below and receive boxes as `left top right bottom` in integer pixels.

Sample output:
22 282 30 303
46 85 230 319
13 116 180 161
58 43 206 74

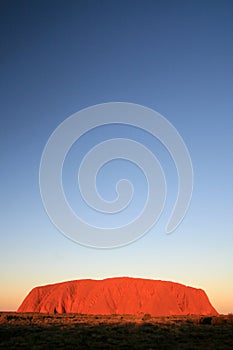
0 312 233 349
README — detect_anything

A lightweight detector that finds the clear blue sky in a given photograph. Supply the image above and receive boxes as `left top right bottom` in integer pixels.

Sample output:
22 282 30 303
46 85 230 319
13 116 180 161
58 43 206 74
1 0 232 313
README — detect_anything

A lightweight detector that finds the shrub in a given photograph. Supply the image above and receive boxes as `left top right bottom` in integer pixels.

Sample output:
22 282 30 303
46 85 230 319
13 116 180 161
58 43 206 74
142 313 152 321
199 317 212 325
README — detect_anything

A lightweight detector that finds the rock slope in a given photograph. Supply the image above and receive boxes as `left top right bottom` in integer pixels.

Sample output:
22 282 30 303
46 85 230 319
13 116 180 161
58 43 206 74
18 277 218 316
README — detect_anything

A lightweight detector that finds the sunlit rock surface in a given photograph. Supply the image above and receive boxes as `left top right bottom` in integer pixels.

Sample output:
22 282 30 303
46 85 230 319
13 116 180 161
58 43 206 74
18 277 218 316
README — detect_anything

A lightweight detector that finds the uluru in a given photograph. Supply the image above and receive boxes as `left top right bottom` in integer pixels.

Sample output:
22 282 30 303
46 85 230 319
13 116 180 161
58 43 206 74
17 277 218 316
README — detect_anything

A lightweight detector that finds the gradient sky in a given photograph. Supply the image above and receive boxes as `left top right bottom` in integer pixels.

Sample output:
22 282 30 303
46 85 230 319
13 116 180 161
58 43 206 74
1 0 233 314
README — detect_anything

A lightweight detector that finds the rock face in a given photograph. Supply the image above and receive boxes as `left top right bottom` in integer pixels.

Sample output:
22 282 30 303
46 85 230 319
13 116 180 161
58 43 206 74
18 277 218 316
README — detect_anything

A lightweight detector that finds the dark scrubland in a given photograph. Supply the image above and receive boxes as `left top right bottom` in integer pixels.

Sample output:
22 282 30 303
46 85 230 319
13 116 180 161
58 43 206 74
0 312 233 349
